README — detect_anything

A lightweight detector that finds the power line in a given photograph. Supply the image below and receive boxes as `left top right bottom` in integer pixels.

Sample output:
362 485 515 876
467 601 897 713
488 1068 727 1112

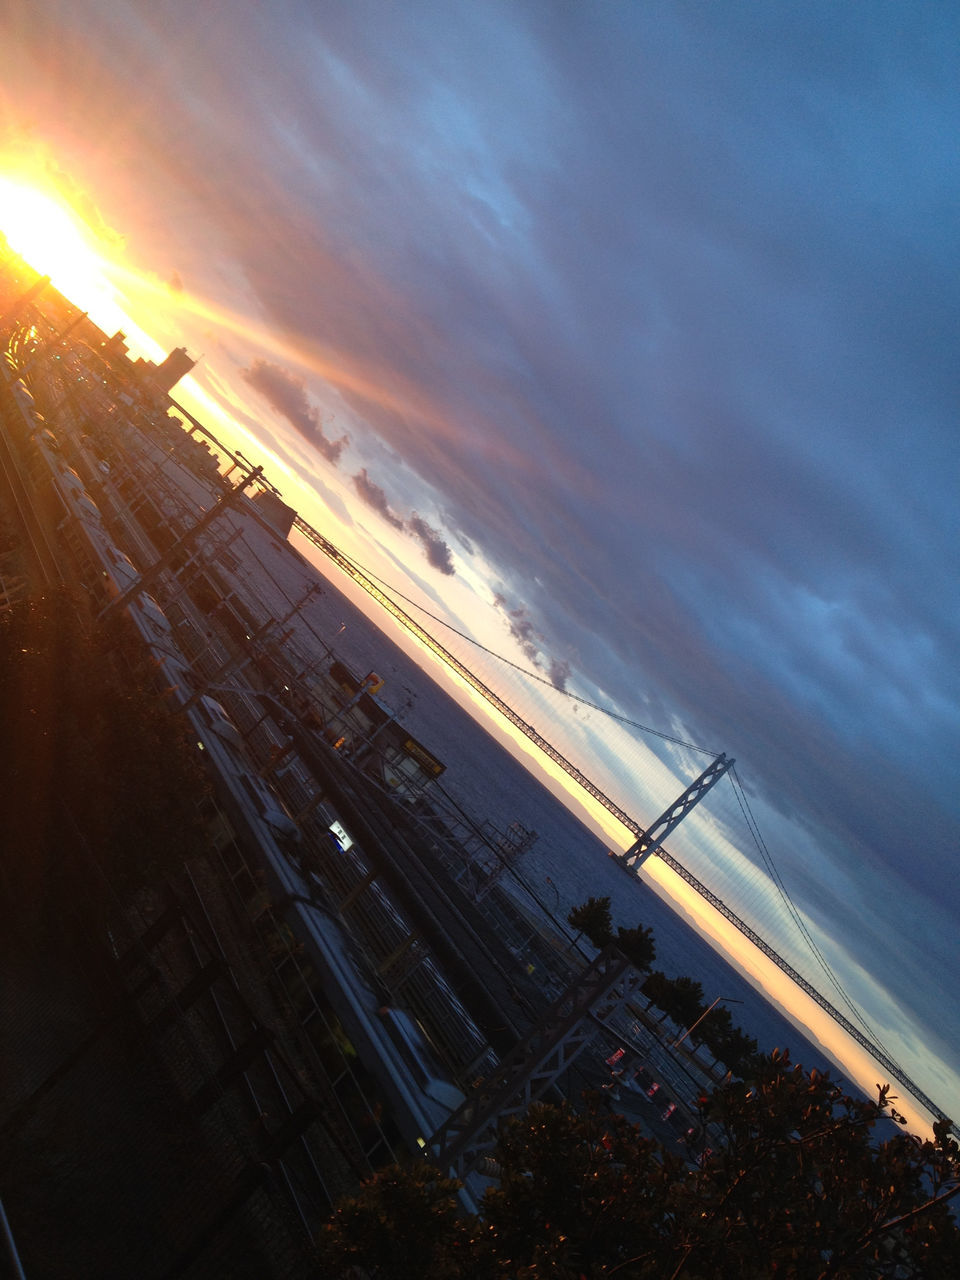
329 547 715 756
727 768 897 1060
291 515 934 1113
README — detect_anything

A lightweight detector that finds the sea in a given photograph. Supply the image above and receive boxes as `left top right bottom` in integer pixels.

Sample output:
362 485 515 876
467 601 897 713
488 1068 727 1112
247 528 852 1089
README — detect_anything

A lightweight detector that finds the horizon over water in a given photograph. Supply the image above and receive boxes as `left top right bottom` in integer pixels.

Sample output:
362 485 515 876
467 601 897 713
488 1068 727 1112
277 543 860 1097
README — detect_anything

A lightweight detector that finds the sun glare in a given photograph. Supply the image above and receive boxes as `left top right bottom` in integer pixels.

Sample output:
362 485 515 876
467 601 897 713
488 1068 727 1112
0 177 149 349
0 180 104 295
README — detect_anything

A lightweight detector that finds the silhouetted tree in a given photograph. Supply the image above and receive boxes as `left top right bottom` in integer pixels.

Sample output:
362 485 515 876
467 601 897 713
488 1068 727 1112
690 1004 759 1077
667 975 706 1029
704 1022 760 1078
641 971 705 1030
693 999 734 1049
640 969 674 1020
318 1052 960 1278
615 923 657 972
316 1161 475 1280
567 895 614 949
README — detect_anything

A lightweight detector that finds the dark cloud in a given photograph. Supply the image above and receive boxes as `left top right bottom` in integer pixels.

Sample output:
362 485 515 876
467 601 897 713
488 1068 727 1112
199 370 353 521
6 0 959 1107
241 359 347 464
493 592 540 665
493 593 570 691
546 656 571 693
352 465 461 576
352 468 403 528
407 513 454 576
353 469 456 574
452 527 475 556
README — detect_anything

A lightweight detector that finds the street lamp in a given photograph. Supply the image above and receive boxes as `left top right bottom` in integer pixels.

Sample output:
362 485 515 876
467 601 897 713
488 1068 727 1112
545 876 560 911
672 995 744 1049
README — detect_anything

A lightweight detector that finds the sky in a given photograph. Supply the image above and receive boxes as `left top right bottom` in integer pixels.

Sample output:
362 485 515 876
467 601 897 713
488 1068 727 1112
1 1 958 1129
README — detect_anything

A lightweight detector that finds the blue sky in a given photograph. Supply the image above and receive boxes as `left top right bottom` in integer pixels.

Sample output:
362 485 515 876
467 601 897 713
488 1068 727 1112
2 0 958 1124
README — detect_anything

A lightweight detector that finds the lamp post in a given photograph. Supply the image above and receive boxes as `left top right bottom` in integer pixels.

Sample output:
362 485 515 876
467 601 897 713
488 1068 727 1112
672 995 743 1049
545 876 560 911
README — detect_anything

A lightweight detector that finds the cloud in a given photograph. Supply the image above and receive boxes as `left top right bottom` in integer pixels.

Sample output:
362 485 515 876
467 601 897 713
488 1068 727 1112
38 155 127 252
352 463 459 576
408 512 455 575
352 465 457 575
494 591 540 664
241 359 347 464
493 593 570 690
7 0 959 1109
352 468 404 528
452 527 475 555
546 656 572 692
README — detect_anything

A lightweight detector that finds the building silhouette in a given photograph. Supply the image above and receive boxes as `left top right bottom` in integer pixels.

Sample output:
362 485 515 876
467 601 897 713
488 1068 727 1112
150 346 196 393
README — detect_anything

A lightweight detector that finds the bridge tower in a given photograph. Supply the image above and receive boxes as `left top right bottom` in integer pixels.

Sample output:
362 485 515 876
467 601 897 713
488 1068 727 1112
427 759 733 1181
612 753 733 872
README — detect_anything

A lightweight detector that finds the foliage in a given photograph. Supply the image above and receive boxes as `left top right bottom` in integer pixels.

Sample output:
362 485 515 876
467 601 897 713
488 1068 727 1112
567 895 614 949
316 1161 477 1280
615 923 656 972
0 590 210 949
640 974 758 1075
318 1052 960 1279
639 969 674 1019
688 1053 960 1278
693 998 735 1047
695 1004 759 1076
641 971 705 1030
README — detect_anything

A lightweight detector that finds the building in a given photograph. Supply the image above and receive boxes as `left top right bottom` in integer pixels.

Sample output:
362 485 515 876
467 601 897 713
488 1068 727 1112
299 660 446 798
250 488 297 539
150 346 197 393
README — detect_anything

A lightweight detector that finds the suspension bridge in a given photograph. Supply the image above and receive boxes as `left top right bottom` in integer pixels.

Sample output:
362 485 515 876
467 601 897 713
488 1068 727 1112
162 392 951 1130
287 512 952 1129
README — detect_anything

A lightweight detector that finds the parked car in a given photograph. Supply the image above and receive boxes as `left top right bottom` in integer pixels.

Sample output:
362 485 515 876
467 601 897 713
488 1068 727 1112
132 593 172 639
196 695 244 751
378 1006 466 1119
236 770 301 844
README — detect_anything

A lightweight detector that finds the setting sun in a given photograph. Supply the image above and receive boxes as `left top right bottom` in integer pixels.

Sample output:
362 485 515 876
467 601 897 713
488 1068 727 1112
0 176 167 360
0 179 108 302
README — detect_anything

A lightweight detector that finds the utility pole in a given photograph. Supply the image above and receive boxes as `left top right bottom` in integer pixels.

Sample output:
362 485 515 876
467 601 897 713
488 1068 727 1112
0 275 50 331
15 310 89 378
100 466 265 620
181 583 323 711
672 995 743 1050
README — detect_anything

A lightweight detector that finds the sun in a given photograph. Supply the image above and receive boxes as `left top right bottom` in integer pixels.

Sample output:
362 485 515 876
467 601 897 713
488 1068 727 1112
0 179 109 301
0 176 163 356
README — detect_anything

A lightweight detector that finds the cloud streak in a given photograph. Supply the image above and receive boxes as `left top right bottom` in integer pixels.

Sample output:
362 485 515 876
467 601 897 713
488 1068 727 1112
353 469 455 575
242 358 347 464
407 512 454 576
352 467 403 529
493 593 571 691
4 0 958 1116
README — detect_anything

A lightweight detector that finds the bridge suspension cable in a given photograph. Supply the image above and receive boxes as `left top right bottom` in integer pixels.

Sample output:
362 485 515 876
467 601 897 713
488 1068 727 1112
362 548 896 1065
306 539 715 755
726 768 890 1053
334 535 891 1052
640 845 949 1122
290 513 951 1129
294 514 680 838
